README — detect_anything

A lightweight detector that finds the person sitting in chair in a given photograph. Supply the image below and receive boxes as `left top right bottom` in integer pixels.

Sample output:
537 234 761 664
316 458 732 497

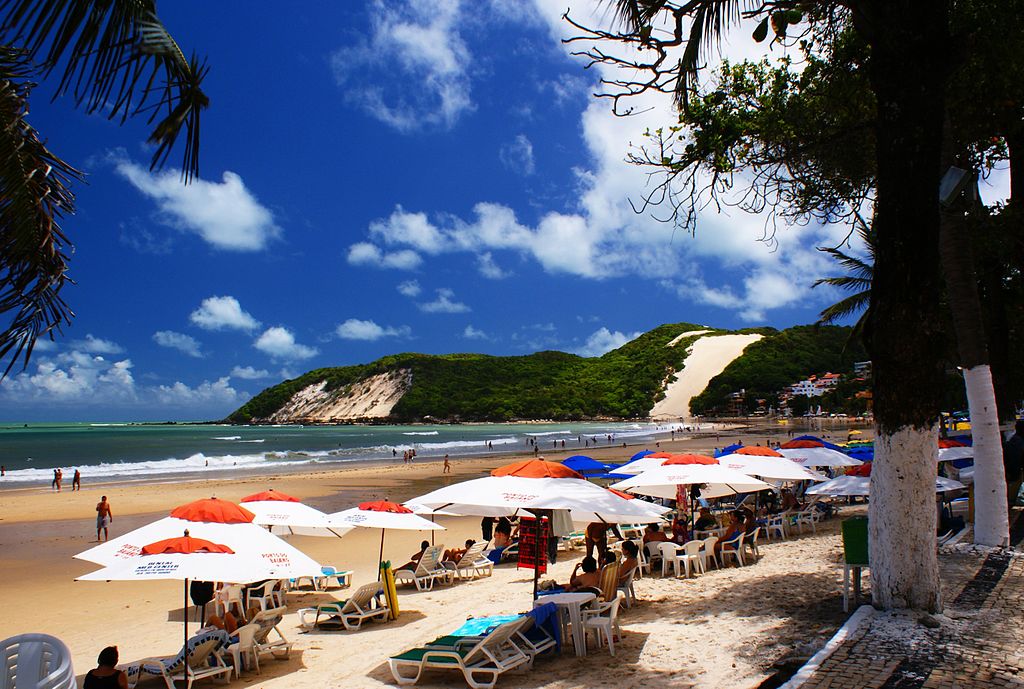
444 539 476 563
84 646 128 689
619 541 640 585
397 540 431 571
565 556 601 592
642 523 669 545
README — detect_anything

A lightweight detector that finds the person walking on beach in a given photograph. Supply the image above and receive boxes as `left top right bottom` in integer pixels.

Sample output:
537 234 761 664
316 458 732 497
55 468 63 492
52 468 58 491
73 468 81 491
443 454 451 474
96 495 113 541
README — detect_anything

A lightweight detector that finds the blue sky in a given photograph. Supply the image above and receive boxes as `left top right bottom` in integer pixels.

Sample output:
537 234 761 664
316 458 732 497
0 1 1008 422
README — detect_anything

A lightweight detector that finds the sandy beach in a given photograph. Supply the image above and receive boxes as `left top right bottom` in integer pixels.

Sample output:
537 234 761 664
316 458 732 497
0 425 863 688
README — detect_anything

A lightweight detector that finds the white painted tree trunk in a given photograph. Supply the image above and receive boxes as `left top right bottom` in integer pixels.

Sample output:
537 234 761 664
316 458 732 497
964 365 1009 546
869 424 942 611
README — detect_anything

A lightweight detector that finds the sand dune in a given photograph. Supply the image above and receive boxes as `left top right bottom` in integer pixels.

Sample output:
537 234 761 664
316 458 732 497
650 333 764 420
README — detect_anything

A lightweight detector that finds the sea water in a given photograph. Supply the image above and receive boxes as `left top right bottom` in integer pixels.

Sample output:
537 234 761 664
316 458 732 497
0 420 703 486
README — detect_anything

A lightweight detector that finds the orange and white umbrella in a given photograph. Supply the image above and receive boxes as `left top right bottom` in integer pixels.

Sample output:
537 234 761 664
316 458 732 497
241 489 353 538
717 446 825 481
779 439 862 468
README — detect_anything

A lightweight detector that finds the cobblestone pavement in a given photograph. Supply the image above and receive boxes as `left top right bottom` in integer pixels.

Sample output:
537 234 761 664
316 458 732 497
797 510 1024 689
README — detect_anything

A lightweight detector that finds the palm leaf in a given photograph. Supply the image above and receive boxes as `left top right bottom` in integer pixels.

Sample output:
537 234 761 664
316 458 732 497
0 0 208 180
0 46 79 374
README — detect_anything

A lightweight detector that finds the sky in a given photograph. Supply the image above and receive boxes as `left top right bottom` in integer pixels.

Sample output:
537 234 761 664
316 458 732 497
0 1 1010 422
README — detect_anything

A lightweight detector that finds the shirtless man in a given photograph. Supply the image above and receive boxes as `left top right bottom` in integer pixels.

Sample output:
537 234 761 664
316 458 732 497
96 496 112 541
72 468 81 491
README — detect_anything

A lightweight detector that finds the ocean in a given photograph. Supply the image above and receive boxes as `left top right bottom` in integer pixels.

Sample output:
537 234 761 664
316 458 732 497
0 420 700 486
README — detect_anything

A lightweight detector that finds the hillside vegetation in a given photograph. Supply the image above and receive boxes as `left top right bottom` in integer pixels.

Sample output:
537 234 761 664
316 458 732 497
688 325 868 415
228 323 714 423
227 323 863 423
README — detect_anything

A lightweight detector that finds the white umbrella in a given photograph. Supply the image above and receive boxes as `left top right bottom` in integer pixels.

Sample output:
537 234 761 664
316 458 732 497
607 454 676 476
75 498 323 579
779 446 863 468
937 446 973 462
611 463 772 500
329 501 444 578
240 490 353 538
806 475 966 497
717 454 826 481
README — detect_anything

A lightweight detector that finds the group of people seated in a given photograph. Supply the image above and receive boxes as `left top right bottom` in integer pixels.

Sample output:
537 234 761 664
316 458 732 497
555 540 640 593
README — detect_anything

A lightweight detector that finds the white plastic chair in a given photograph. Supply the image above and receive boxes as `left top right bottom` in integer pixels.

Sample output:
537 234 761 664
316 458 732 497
582 597 622 656
657 542 685 577
246 581 277 611
720 532 746 567
793 510 818 534
226 623 259 678
680 540 705 577
743 527 762 561
700 536 719 570
617 567 637 608
632 540 649 577
214 584 245 618
765 515 787 541
0 633 77 689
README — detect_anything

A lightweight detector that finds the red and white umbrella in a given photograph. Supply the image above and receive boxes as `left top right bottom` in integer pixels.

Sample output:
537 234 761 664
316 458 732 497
75 497 322 579
240 489 353 538
717 446 825 481
778 440 862 468
330 501 444 576
609 451 678 476
937 439 973 462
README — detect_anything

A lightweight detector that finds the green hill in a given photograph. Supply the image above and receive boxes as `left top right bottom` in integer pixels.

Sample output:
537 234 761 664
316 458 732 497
226 323 864 423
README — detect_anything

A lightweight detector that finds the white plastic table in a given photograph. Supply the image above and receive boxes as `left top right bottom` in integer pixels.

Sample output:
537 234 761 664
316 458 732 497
534 591 596 657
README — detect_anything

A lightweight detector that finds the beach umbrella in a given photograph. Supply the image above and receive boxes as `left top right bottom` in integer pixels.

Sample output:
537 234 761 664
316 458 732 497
778 440 863 468
608 451 679 477
329 501 444 579
786 436 847 452
806 475 965 497
717 450 826 482
630 449 655 461
410 458 669 598
240 489 353 538
611 461 772 501
561 455 612 476
75 498 323 579
78 532 294 682
715 442 744 457
937 439 973 462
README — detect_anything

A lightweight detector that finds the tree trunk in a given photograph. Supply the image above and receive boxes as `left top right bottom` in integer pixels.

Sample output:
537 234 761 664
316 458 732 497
857 0 950 612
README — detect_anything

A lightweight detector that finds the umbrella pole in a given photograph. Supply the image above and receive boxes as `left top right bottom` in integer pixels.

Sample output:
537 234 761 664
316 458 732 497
184 578 190 683
377 529 385 582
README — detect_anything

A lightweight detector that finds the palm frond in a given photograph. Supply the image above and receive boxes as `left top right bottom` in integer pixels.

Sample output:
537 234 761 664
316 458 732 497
0 0 208 180
676 1 747 110
0 46 79 374
816 291 869 324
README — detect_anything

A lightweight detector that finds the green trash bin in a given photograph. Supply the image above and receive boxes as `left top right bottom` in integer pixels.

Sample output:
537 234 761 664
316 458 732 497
842 517 869 566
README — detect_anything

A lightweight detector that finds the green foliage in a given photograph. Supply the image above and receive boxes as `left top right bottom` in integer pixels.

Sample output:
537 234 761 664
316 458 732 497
689 325 868 415
229 323 713 423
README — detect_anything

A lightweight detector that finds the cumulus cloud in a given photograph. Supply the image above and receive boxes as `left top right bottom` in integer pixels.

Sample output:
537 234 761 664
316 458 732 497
190 296 261 332
70 334 123 355
397 280 422 297
574 327 642 357
463 325 488 340
477 252 510 279
499 134 535 175
153 330 203 358
0 349 247 416
230 365 272 380
254 327 319 360
331 0 474 131
418 288 470 314
335 319 411 341
347 242 422 270
114 160 280 251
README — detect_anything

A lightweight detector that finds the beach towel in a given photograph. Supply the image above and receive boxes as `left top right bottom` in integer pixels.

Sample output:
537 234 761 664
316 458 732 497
527 602 561 651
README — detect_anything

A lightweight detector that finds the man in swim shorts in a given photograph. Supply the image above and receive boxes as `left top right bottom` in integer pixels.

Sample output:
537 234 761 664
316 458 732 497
96 496 112 541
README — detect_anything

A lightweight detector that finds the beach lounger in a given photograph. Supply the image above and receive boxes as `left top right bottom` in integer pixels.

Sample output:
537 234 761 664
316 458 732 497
298 582 390 631
250 606 292 660
122 629 231 689
395 545 453 590
443 542 494 580
389 617 531 689
0 632 77 689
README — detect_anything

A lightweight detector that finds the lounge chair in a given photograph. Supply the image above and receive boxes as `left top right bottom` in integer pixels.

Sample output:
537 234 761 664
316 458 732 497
395 545 453 590
443 542 494 580
122 629 231 689
298 582 390 631
0 632 77 689
389 617 531 689
250 607 292 660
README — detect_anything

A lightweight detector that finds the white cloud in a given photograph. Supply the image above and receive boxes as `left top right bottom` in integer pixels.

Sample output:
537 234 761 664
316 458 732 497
463 325 489 340
69 334 123 355
190 296 261 332
397 280 422 297
230 365 272 380
347 242 423 270
499 134 535 175
115 160 280 251
335 319 411 341
153 330 203 358
418 288 470 313
153 377 246 407
574 327 642 357
477 252 510 279
254 327 319 360
331 0 474 131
